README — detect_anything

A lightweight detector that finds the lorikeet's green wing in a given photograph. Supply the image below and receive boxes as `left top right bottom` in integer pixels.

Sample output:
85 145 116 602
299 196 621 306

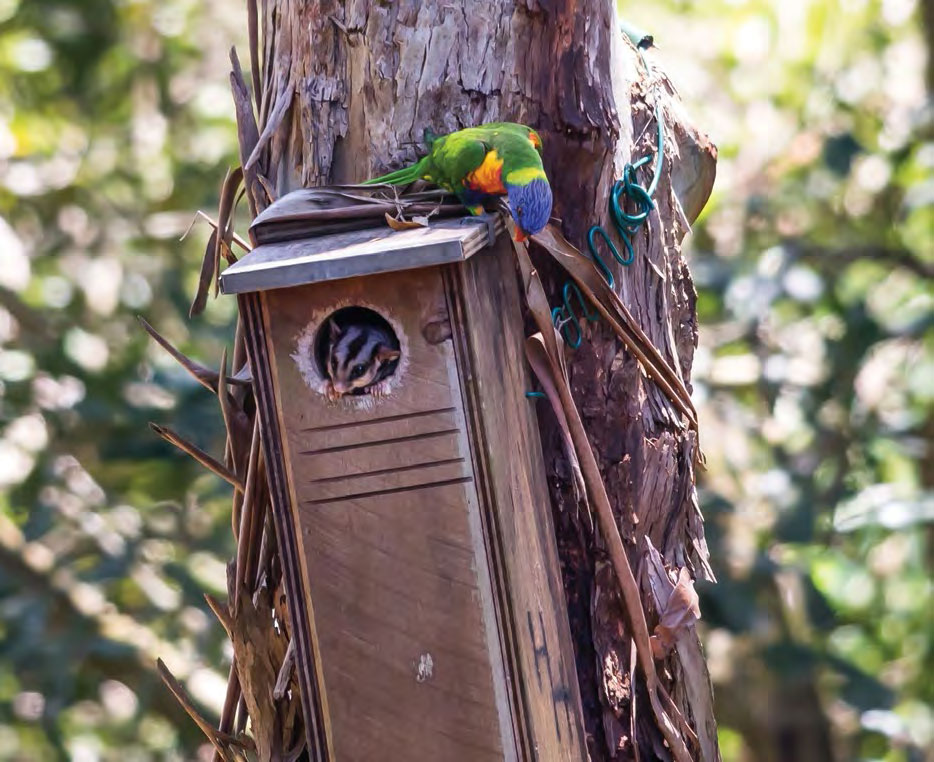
363 123 544 220
467 122 544 156
422 133 495 214
426 133 490 189
363 130 490 195
454 125 544 188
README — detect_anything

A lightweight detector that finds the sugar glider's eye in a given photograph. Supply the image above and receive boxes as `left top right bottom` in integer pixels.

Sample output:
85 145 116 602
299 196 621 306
350 363 366 379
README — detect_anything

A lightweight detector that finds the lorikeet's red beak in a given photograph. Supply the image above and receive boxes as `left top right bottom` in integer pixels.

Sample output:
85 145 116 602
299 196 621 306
514 229 528 243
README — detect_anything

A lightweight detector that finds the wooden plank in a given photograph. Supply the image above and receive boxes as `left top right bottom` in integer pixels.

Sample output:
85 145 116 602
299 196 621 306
300 491 482 596
247 187 466 245
261 265 519 761
237 292 331 762
445 236 589 760
296 435 466 485
294 405 459 448
302 457 471 502
220 215 501 294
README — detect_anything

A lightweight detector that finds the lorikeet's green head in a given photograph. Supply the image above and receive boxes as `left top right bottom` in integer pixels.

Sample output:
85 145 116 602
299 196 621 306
505 175 552 241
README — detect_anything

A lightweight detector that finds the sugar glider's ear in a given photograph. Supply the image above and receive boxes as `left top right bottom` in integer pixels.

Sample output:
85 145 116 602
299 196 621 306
377 346 401 364
328 319 342 343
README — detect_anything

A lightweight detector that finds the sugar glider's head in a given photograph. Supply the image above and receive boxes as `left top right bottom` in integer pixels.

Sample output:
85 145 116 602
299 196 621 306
327 320 401 396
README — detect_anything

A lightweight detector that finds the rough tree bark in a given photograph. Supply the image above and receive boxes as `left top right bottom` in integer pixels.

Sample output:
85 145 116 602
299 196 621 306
244 1 719 759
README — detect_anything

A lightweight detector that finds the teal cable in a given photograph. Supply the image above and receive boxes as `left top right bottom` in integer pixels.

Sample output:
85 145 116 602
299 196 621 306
552 44 664 349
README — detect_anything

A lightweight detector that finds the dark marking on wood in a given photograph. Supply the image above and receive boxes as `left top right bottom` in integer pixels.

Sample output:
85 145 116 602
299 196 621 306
309 456 466 484
300 405 457 432
302 475 474 505
298 427 459 456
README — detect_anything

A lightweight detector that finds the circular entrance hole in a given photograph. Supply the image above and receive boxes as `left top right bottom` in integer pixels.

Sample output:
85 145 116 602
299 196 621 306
314 306 402 397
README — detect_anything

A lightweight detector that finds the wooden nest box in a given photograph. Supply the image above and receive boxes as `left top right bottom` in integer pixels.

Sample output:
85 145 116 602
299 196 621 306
221 190 586 761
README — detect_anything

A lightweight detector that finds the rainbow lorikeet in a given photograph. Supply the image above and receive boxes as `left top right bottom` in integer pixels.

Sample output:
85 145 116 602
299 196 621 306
363 122 552 241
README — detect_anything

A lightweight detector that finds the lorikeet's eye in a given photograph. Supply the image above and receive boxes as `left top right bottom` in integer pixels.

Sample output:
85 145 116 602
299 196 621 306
517 205 524 217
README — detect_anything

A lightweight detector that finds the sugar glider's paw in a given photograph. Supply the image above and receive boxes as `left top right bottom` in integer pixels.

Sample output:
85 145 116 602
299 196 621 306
370 380 392 399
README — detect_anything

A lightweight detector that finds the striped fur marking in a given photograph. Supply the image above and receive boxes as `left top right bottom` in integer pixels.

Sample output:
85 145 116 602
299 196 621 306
328 321 400 396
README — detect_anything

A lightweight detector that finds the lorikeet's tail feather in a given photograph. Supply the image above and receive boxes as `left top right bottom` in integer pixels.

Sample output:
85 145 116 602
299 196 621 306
361 156 429 186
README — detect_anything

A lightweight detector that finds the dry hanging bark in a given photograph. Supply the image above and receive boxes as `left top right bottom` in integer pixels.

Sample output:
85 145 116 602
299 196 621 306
231 1 720 760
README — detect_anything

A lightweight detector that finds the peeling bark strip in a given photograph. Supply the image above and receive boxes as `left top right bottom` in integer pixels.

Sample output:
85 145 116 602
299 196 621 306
516 236 693 762
249 2 718 760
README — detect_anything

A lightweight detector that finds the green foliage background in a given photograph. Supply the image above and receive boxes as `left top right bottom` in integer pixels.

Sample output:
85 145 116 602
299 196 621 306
0 0 929 760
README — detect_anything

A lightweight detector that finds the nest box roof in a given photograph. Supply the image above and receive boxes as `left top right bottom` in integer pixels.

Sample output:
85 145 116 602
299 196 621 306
219 189 503 295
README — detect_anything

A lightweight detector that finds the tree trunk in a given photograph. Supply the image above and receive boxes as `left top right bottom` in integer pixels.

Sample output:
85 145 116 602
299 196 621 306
247 1 719 759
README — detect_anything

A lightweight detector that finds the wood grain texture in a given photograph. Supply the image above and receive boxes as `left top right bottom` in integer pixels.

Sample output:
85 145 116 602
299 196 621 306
246 248 589 760
445 236 589 760
261 267 518 761
253 1 720 758
221 213 494 294
239 291 329 761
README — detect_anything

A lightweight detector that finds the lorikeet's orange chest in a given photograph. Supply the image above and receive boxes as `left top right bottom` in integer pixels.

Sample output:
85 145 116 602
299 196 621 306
464 150 506 195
